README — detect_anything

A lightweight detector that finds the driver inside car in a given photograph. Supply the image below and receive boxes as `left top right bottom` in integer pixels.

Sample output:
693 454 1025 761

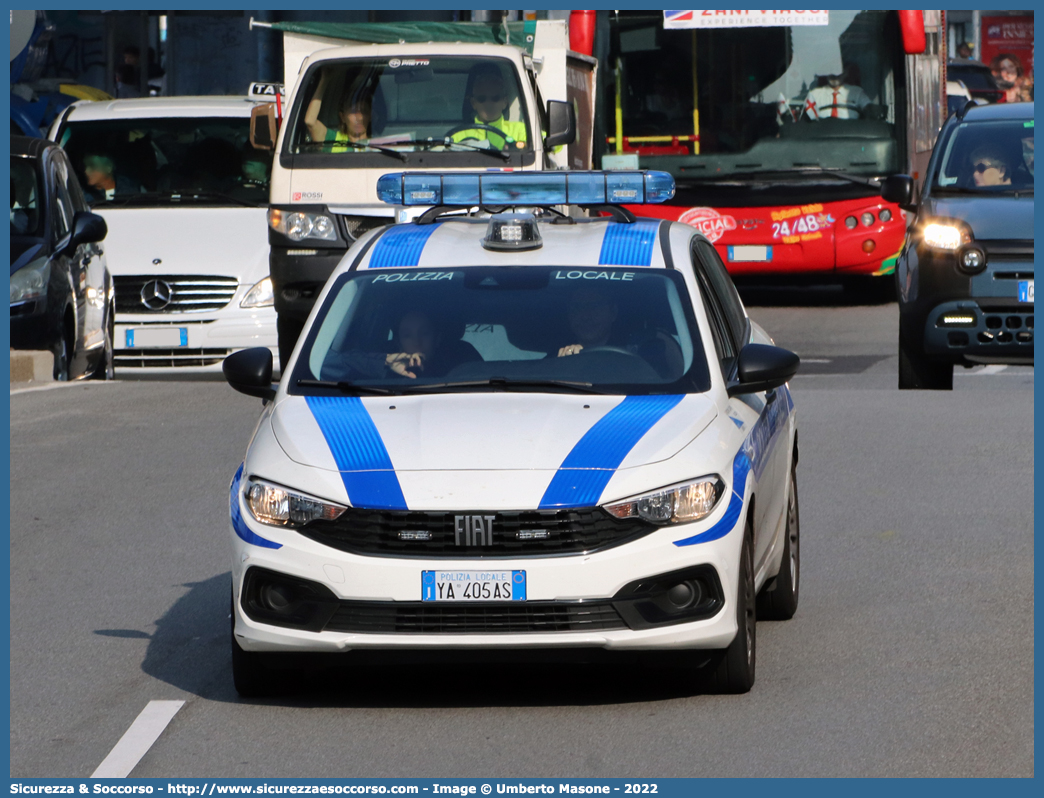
451 64 527 150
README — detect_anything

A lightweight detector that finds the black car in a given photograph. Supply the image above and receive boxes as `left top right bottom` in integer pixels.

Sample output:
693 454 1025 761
883 102 1033 389
11 136 114 380
947 60 1005 105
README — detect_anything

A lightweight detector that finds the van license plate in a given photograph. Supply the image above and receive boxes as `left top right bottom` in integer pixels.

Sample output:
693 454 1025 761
421 570 526 602
1018 280 1034 303
126 328 188 348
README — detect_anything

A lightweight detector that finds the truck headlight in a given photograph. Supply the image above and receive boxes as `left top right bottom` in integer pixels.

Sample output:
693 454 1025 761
922 222 968 251
246 477 347 527
10 258 50 304
240 277 274 308
268 209 338 242
604 476 725 525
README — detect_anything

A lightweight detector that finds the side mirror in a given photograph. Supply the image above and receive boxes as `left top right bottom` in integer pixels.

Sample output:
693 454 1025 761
727 343 800 397
224 347 277 402
545 100 577 150
250 103 278 151
881 174 916 211
66 211 107 252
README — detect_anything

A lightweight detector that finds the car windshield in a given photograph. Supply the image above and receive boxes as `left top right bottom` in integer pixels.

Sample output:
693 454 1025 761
10 157 43 238
56 116 271 206
289 264 710 396
933 119 1034 193
287 56 533 163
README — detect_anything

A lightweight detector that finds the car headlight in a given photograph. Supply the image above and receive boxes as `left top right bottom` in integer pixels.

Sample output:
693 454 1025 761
603 476 725 525
10 258 50 304
245 477 347 527
922 222 969 251
268 209 338 242
240 277 274 308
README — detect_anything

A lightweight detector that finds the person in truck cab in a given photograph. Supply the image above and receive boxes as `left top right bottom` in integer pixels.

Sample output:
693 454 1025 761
303 71 373 150
452 63 527 150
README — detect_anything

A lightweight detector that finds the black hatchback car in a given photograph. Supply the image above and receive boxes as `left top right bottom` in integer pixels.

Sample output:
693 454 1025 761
883 102 1033 389
11 136 114 380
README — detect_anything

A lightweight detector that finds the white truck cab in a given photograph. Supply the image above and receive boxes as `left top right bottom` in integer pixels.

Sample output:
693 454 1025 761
251 20 596 364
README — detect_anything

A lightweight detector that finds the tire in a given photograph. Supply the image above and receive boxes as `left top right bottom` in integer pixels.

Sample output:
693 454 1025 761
231 597 280 698
89 306 115 380
757 463 799 620
898 331 952 390
708 521 757 694
53 332 71 382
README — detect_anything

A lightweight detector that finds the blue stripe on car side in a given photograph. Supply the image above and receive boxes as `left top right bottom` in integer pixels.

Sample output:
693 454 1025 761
598 219 660 266
305 395 408 510
367 223 442 269
538 394 685 509
230 464 282 549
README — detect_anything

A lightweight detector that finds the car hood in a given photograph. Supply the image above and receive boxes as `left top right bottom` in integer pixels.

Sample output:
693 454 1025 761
91 206 270 279
926 195 1034 240
269 392 717 510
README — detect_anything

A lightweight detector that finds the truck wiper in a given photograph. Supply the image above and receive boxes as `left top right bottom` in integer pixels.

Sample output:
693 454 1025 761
296 379 398 395
400 377 602 394
299 140 407 161
398 138 512 162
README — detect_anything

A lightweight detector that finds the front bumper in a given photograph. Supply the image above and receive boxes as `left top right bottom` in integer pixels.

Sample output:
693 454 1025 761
230 496 744 654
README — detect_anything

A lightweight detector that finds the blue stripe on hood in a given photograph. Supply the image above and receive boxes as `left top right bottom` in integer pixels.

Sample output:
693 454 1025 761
305 395 408 510
368 223 442 269
539 394 684 509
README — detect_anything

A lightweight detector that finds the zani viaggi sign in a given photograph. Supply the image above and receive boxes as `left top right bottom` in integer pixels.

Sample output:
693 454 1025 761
664 10 829 28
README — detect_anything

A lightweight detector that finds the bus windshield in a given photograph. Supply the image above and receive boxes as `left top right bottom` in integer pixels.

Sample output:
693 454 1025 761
609 10 899 177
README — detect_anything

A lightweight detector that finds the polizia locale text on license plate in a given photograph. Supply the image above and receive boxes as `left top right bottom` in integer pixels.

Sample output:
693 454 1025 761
422 570 527 601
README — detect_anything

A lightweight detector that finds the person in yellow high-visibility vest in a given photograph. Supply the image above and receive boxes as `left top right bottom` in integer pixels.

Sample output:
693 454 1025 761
452 64 527 150
304 70 372 152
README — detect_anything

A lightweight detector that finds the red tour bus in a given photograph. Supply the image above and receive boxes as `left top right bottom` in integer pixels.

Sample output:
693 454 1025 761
590 10 947 296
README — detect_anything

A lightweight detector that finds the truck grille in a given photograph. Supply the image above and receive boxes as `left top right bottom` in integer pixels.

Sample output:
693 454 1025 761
114 275 239 314
323 600 627 634
299 508 656 558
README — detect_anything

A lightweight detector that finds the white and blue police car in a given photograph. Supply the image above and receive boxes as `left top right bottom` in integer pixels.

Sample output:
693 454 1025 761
223 171 800 696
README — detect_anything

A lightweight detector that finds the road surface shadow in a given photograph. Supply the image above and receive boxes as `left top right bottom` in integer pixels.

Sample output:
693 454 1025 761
736 281 895 308
140 573 730 707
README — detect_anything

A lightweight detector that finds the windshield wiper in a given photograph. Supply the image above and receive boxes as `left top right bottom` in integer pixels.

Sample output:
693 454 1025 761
693 168 881 187
299 139 407 161
296 379 398 395
399 377 602 394
398 137 512 162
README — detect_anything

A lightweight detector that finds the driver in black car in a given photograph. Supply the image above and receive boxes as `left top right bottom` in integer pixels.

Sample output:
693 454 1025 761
451 63 527 150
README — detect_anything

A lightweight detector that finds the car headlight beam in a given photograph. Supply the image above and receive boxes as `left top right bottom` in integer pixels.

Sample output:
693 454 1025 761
246 477 347 527
922 222 967 251
604 476 725 525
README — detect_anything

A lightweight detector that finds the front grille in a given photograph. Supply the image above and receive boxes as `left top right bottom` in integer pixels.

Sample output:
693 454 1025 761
300 508 656 558
980 240 1034 261
323 600 627 634
115 347 232 367
114 275 239 313
342 215 388 241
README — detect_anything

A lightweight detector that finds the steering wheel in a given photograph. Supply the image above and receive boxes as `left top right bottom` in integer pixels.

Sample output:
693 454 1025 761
441 122 516 145
814 103 863 119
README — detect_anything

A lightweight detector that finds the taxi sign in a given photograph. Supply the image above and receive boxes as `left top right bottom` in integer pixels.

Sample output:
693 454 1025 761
248 82 285 101
376 170 676 207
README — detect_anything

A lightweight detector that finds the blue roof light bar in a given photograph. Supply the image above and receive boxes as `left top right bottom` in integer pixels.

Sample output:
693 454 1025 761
376 171 676 207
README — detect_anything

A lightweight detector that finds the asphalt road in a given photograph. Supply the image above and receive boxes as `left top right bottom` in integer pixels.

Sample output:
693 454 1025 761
9 295 1034 778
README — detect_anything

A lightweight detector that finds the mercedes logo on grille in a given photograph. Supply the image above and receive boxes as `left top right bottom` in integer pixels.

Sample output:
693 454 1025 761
140 279 173 310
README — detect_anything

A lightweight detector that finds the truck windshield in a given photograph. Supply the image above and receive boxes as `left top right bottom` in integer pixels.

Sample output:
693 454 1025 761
609 10 899 177
56 117 271 206
933 119 1035 193
288 56 533 161
289 265 709 396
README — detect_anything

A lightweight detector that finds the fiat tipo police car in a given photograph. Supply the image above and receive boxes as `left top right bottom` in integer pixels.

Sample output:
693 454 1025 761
223 171 800 696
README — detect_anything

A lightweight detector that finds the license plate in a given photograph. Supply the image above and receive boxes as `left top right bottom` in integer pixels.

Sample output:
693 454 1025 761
421 570 526 602
1018 280 1034 303
125 328 188 347
728 245 772 262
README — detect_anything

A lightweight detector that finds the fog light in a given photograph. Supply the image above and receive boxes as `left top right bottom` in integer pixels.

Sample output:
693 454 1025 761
667 581 701 609
879 208 892 223
861 212 875 227
862 239 876 253
259 583 294 613
957 245 987 274
845 216 858 229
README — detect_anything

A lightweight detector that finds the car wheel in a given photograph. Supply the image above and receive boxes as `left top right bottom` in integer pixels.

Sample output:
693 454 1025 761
230 597 280 698
898 331 952 390
53 333 70 382
89 306 115 381
757 462 799 620
708 520 756 694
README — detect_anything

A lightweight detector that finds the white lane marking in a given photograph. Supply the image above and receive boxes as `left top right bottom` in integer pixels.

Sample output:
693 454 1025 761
973 365 1008 375
800 358 832 363
91 700 185 778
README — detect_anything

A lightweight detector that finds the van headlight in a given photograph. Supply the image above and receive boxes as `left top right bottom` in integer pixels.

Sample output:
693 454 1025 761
240 277 274 308
268 209 338 242
10 259 50 304
246 477 347 527
603 477 725 525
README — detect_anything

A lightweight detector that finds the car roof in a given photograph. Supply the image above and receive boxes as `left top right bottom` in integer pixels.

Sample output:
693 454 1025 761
959 101 1034 122
63 96 260 120
10 135 55 159
343 216 681 275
